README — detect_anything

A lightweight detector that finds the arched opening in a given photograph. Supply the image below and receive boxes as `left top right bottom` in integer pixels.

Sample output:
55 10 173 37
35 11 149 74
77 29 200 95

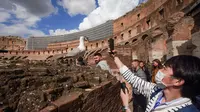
128 30 131 37
102 41 104 46
121 34 124 40
91 44 93 49
96 43 98 48
125 42 129 45
142 34 148 40
86 46 88 50
132 39 137 43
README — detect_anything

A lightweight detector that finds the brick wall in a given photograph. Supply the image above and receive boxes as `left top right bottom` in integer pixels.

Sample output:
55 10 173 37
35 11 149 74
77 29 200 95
41 81 121 112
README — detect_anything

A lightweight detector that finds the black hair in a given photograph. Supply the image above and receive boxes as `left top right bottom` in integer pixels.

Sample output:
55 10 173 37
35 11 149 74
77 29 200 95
77 56 83 62
94 53 102 57
77 56 85 66
132 59 140 63
164 55 200 105
139 60 144 63
152 59 163 69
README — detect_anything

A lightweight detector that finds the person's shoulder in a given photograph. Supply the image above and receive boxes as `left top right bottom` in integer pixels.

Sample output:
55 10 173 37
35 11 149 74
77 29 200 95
178 104 200 112
99 60 108 64
137 68 146 74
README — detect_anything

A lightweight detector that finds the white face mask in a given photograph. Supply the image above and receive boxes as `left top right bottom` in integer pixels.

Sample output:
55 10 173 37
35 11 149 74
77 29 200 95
155 70 167 89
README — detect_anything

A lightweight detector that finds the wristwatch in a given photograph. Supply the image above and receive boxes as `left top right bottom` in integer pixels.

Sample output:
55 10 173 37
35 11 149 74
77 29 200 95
122 106 130 112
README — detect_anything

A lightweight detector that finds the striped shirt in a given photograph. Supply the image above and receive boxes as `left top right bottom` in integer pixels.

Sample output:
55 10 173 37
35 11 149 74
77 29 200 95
119 65 199 112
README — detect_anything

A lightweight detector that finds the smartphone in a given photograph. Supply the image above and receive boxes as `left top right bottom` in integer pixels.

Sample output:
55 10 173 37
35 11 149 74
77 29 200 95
108 38 114 54
121 82 128 94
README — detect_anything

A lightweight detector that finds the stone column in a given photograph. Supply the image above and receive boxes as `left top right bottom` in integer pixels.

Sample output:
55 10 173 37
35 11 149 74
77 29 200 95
192 31 200 58
166 12 194 59
148 35 167 62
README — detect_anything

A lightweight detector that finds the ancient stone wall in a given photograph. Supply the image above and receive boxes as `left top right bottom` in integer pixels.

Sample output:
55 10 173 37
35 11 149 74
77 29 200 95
0 0 199 62
192 31 200 58
0 36 26 50
0 49 68 60
0 59 121 112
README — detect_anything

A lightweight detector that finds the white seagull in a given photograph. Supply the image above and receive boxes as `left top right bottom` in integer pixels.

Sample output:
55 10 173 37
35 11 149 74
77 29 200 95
49 36 89 60
65 36 88 57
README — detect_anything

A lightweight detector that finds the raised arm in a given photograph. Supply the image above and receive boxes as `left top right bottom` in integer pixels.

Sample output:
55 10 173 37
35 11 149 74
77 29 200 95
114 56 156 97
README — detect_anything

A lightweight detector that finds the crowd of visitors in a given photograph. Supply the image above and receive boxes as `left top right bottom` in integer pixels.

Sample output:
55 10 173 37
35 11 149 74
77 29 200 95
113 54 200 112
78 52 200 112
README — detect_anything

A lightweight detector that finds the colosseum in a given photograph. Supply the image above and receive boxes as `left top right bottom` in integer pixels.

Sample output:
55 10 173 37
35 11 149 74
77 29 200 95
0 0 200 111
0 0 199 62
0 36 26 51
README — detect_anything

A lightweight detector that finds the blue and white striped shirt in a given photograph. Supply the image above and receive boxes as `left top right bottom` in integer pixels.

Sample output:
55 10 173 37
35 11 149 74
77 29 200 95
119 65 199 112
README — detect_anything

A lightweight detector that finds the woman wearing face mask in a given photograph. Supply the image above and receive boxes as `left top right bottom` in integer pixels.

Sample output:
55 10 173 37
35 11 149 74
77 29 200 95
114 55 200 112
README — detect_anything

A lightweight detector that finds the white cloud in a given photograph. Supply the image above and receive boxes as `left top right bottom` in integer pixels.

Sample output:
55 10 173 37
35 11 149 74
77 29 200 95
0 0 57 37
49 29 79 36
51 0 142 35
0 24 45 37
58 0 96 16
1 0 57 17
0 10 11 22
79 0 140 30
11 4 41 27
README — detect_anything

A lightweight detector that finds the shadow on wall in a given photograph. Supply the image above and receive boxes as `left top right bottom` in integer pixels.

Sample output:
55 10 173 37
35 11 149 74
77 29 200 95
176 39 196 56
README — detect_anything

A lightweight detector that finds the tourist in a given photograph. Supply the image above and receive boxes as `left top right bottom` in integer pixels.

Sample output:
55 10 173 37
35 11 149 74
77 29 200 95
76 56 86 66
139 61 151 82
131 59 147 112
151 59 163 83
93 53 112 74
113 54 200 112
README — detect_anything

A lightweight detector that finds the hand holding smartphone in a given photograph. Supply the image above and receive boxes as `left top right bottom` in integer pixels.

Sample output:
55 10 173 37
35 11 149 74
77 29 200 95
120 82 129 94
108 38 114 54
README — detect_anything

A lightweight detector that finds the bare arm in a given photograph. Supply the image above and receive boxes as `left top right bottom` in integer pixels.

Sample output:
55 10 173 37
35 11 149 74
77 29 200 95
120 89 131 112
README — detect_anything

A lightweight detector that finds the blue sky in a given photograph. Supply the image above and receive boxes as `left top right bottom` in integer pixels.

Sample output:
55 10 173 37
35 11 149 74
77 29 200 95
0 0 146 37
37 0 86 35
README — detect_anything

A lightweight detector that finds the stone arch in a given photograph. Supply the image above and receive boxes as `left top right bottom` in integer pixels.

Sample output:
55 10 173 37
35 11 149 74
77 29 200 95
121 33 124 40
96 43 99 48
102 41 104 47
142 34 148 40
90 44 93 49
125 42 129 45
132 39 137 43
136 34 151 62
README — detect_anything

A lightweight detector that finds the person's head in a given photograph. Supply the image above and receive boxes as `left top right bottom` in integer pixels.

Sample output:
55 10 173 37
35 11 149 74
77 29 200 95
155 55 200 100
76 56 85 66
93 53 103 64
139 61 145 68
152 59 163 69
131 59 140 70
77 56 83 62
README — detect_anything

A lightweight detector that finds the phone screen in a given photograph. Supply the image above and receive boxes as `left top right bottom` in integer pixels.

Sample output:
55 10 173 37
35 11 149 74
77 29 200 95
108 38 114 51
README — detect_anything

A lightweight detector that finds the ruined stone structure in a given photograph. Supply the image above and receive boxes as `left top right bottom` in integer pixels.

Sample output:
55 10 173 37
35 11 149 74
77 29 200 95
1 0 199 63
1 0 200 112
0 58 121 112
113 0 200 62
0 36 26 51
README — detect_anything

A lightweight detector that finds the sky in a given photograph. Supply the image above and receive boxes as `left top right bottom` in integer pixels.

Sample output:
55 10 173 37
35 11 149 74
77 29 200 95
0 0 147 38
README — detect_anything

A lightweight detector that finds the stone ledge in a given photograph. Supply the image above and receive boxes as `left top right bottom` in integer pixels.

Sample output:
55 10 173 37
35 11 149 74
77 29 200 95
40 92 83 112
